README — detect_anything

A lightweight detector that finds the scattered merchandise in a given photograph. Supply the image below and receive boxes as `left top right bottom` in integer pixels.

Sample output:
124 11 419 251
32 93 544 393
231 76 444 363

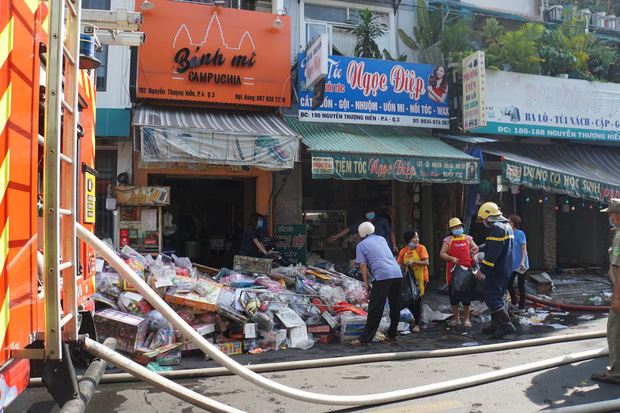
93 251 374 364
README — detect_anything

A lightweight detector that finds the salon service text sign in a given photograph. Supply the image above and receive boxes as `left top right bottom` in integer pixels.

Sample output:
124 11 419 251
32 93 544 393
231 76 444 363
298 54 450 128
476 71 620 142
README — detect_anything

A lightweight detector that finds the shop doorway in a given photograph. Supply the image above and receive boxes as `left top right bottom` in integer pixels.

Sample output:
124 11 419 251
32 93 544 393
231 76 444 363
149 175 252 268
556 200 606 269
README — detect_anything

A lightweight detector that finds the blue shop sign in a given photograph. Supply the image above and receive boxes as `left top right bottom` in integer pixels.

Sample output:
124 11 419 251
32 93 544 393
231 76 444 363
298 54 450 129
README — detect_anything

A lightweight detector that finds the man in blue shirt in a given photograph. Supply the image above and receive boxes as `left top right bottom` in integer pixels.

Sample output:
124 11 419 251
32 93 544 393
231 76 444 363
328 208 397 253
351 222 403 346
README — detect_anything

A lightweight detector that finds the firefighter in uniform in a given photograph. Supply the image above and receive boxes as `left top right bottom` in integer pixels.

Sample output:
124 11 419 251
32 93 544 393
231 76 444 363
476 202 516 338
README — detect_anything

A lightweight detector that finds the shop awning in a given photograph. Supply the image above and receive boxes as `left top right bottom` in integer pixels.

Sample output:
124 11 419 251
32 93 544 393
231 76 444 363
481 143 620 202
285 117 479 183
133 105 300 170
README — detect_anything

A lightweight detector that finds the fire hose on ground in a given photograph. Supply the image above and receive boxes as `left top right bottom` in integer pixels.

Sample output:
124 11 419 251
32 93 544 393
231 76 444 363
75 224 611 410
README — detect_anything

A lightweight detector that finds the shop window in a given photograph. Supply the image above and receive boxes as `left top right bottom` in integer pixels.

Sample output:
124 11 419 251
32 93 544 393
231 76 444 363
94 149 117 240
302 1 392 57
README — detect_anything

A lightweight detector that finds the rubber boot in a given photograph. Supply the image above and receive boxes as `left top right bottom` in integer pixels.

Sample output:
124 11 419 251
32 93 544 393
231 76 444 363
492 306 516 339
482 311 499 335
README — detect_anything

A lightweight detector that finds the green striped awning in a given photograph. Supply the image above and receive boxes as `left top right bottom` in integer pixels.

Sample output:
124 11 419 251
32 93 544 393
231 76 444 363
285 117 479 183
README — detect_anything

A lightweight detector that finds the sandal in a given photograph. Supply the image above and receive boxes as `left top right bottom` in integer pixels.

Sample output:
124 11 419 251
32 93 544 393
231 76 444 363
464 320 472 327
350 339 371 347
447 319 460 326
591 373 620 385
411 325 420 333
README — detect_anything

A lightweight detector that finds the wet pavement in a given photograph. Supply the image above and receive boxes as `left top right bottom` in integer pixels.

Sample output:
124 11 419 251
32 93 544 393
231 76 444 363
92 271 615 375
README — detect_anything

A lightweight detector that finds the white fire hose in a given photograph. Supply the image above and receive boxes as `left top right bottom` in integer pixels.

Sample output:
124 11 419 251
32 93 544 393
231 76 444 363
77 224 608 408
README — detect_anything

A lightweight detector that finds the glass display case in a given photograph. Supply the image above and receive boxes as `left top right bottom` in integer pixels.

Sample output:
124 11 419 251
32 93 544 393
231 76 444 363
117 205 162 254
302 210 346 261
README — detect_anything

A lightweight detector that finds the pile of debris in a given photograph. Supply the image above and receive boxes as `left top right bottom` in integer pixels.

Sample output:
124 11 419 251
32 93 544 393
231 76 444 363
92 246 373 371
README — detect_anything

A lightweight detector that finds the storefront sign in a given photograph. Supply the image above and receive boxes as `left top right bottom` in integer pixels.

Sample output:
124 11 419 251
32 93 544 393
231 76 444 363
311 154 478 183
140 127 297 170
275 224 306 265
476 71 620 142
462 51 487 131
136 0 291 107
305 34 328 89
502 160 620 202
298 54 450 128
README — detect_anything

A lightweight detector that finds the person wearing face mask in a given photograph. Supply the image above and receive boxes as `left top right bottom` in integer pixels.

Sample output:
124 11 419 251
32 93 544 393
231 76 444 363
397 229 429 333
239 213 273 258
592 198 620 385
440 218 479 327
327 208 397 254
476 202 516 338
507 215 529 311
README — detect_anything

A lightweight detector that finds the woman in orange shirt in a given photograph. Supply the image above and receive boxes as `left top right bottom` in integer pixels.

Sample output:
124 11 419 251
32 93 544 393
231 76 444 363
397 229 429 333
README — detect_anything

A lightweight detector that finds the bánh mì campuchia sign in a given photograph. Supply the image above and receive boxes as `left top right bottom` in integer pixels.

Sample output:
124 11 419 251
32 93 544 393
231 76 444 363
136 0 291 107
298 54 450 128
475 71 620 142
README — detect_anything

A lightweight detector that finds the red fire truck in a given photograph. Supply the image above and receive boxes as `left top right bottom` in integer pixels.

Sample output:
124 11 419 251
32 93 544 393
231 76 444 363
1 0 142 409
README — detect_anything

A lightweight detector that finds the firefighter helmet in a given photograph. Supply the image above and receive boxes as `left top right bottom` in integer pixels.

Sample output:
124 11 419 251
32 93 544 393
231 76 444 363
477 202 502 220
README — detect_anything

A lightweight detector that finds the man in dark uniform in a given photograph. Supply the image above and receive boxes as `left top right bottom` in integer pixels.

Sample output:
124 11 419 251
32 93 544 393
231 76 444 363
476 202 516 338
327 208 397 253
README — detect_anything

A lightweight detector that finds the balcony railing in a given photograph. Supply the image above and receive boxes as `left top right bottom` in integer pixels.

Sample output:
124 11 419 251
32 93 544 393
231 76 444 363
545 5 618 35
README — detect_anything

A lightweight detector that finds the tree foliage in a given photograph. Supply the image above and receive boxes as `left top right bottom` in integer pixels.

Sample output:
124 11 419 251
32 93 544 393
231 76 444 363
347 9 387 59
398 0 442 52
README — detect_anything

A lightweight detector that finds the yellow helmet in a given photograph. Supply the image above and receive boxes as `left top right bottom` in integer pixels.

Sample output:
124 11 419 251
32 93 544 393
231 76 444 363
448 217 463 228
477 202 502 220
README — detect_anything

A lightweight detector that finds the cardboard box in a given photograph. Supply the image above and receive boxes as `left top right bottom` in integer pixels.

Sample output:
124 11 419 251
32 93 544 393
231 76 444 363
244 323 257 339
307 324 331 334
218 340 242 356
94 309 148 353
258 329 287 351
339 313 367 343
289 325 308 348
115 186 170 205
165 279 221 311
233 255 272 274
128 342 185 365
528 272 552 295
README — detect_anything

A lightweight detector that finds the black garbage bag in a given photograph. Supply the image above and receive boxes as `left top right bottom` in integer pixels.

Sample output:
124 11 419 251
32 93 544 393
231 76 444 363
400 266 421 310
450 262 484 302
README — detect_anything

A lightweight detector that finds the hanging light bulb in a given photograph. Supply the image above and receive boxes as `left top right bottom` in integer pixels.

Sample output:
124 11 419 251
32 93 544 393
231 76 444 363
599 205 603 210
538 199 543 203
565 199 570 204
526 198 530 202
581 203 585 207
571 206 575 211
589 205 593 209
555 206 559 211
544 197 548 201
